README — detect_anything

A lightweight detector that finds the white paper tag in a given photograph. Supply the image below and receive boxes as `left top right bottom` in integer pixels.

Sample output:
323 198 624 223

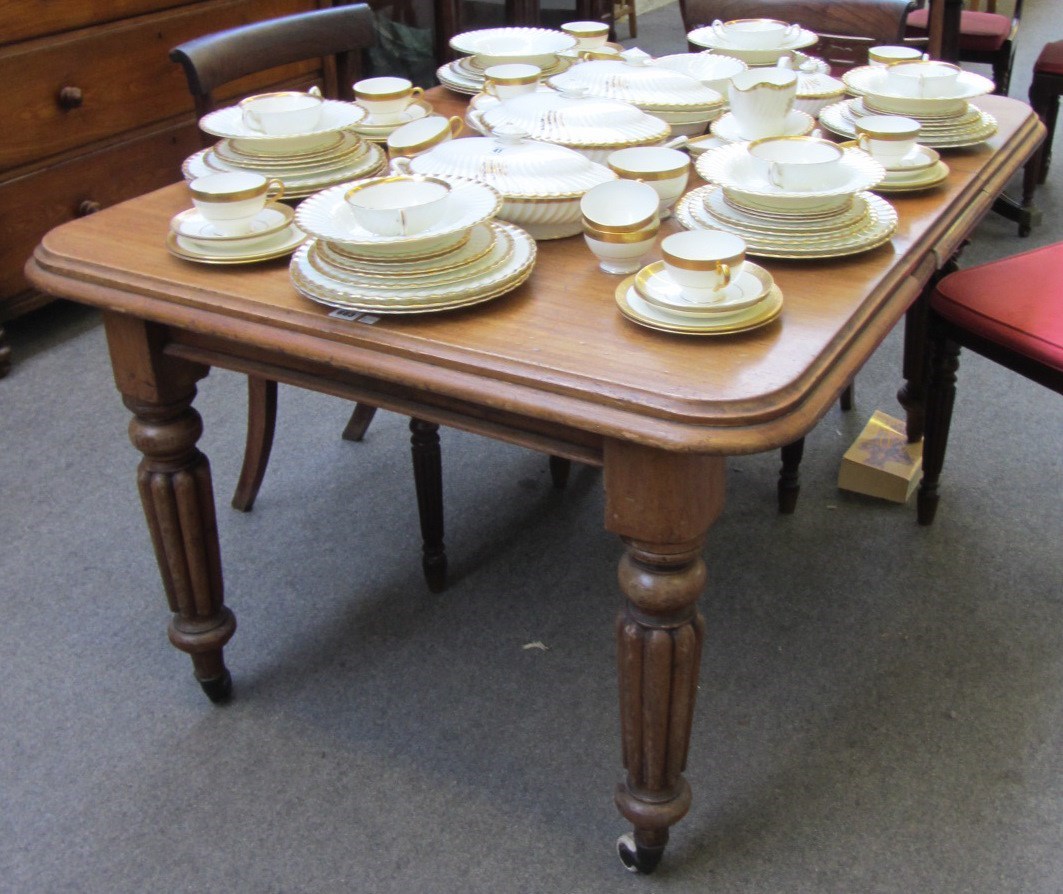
327 309 380 325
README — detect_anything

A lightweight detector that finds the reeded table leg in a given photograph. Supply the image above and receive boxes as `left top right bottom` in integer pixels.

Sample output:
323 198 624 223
604 442 726 873
410 418 447 593
105 313 235 702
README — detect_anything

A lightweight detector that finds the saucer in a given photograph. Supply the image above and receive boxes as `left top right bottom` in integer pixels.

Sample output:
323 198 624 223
355 99 432 129
616 277 784 335
199 100 367 143
875 160 950 193
170 203 293 242
634 261 773 315
166 225 306 264
838 142 940 173
710 110 814 143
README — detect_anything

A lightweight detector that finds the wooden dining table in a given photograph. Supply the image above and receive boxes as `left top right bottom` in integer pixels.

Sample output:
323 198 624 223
25 87 1042 873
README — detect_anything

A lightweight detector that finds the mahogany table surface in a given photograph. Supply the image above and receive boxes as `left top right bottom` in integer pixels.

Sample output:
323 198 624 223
24 87 1043 872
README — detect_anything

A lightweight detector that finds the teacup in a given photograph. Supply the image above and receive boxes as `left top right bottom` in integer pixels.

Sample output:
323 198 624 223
607 147 690 218
868 45 925 67
239 88 323 135
711 18 800 50
189 172 285 236
583 220 660 275
579 46 620 60
344 175 451 236
748 136 845 192
387 115 464 158
353 76 424 117
561 20 609 50
661 231 745 295
729 68 797 140
886 61 962 98
483 64 542 101
580 179 660 273
855 115 922 165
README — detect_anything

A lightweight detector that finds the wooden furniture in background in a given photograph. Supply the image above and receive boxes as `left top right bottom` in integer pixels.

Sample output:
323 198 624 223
26 90 1042 874
918 243 1063 525
1022 41 1063 227
0 0 329 376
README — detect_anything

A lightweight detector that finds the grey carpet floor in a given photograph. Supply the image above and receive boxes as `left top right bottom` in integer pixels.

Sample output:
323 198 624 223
2 3 1061 891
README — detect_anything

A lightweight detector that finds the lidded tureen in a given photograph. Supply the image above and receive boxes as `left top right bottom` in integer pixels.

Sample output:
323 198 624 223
778 57 846 117
394 124 617 239
469 86 672 163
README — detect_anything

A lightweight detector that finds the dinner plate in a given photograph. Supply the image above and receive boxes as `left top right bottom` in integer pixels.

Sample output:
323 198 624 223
169 203 294 243
634 261 773 315
708 188 871 234
818 100 998 148
709 109 815 143
616 277 784 335
295 176 502 247
198 99 367 143
166 225 306 264
214 130 371 171
316 222 496 276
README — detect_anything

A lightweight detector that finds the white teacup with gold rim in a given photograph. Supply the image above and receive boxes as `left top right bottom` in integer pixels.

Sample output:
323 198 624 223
748 136 845 192
607 146 690 218
661 230 745 297
561 20 609 49
729 68 797 140
580 179 660 273
189 172 285 236
855 115 921 165
868 45 925 67
353 76 424 117
387 115 464 159
239 88 323 135
711 18 800 50
483 63 542 100
885 60 962 98
344 175 451 237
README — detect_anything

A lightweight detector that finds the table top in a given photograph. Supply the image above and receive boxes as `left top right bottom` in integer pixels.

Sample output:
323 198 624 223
27 92 1041 456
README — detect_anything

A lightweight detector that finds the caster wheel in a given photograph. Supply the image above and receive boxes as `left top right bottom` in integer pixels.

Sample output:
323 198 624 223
199 669 233 704
617 833 663 874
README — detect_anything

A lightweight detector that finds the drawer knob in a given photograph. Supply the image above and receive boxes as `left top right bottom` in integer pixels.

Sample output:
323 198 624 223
76 200 101 217
58 86 83 109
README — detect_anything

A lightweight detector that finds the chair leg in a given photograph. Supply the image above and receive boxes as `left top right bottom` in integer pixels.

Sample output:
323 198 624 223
231 375 278 512
0 324 10 378
341 403 378 441
839 381 854 412
549 455 572 489
917 334 961 526
777 437 804 514
409 418 447 593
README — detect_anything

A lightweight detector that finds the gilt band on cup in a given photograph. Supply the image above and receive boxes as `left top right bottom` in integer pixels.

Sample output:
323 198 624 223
661 248 744 270
583 221 660 243
581 210 657 234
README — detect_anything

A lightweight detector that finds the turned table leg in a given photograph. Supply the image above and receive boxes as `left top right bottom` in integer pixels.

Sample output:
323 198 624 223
0 324 11 378
604 442 726 873
105 313 235 702
410 418 447 593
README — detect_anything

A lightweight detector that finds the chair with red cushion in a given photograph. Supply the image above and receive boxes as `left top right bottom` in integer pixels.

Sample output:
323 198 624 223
907 0 1023 95
917 242 1063 525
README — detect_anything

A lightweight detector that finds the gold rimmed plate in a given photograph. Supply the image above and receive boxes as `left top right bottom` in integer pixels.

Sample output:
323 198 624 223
616 277 784 335
317 222 495 276
166 225 306 265
634 260 774 316
170 202 294 243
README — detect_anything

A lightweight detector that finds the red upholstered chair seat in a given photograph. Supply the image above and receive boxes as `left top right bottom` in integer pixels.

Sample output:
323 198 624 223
1034 39 1063 76
907 8 1010 52
932 243 1063 373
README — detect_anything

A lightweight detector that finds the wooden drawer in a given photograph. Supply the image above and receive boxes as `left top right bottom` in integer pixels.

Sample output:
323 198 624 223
0 0 319 172
0 119 202 304
0 1 204 46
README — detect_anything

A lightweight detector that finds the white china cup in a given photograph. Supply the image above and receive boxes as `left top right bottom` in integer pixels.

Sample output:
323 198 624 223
189 172 285 236
868 45 926 67
607 147 691 219
729 68 797 140
711 18 800 50
483 63 542 101
885 61 962 98
747 136 846 192
582 221 660 274
387 115 464 158
855 115 922 165
661 230 746 295
579 46 620 60
353 76 424 117
239 88 323 135
344 175 451 236
561 20 609 50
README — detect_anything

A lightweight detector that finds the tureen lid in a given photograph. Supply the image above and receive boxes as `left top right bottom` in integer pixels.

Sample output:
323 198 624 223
547 48 723 110
401 126 616 198
478 89 671 149
777 56 845 97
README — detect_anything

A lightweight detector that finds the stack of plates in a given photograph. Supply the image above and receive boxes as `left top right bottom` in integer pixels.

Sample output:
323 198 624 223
290 176 536 313
185 100 386 198
838 142 950 193
166 202 306 264
437 52 574 95
710 109 816 143
615 260 783 335
680 141 896 258
349 97 437 142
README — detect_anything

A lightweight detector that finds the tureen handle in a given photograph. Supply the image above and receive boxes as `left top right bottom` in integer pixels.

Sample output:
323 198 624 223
390 156 413 175
663 135 689 150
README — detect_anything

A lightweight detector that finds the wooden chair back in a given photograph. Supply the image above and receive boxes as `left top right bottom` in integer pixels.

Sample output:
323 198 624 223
678 0 925 71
